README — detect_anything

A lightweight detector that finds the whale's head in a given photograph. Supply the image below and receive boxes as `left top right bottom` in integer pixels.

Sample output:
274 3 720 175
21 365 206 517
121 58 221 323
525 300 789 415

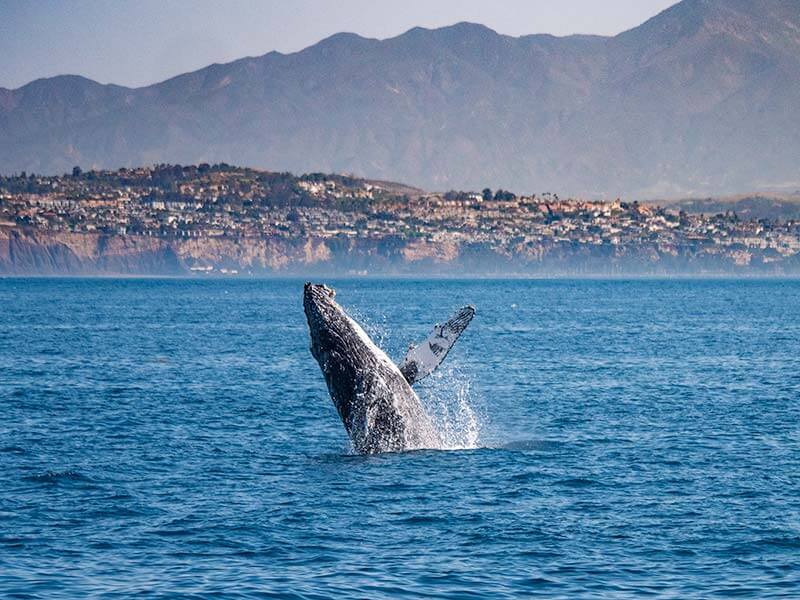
303 282 441 453
303 282 348 363
304 282 377 431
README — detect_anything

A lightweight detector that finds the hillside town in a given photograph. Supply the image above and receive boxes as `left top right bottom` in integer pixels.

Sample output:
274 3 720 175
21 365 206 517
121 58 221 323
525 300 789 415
2 164 800 272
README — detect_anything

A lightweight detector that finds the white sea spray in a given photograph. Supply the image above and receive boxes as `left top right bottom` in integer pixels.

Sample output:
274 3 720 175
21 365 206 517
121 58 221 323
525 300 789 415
343 305 482 451
417 364 482 451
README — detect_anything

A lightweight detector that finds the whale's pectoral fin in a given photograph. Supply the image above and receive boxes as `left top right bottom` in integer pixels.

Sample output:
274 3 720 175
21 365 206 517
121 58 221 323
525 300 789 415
399 306 475 385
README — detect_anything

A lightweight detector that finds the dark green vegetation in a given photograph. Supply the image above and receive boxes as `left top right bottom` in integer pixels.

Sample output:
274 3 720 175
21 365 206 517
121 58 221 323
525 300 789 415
0 164 416 209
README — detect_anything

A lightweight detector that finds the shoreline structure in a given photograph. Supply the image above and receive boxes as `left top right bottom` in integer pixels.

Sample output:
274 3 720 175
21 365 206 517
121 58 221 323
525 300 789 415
2 165 799 275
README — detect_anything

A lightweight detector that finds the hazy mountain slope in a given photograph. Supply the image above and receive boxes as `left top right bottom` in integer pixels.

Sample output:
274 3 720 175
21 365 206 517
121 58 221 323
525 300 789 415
1 0 798 198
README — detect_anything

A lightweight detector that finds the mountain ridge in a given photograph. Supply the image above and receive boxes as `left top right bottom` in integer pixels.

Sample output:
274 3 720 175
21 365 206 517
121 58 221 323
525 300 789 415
2 0 799 198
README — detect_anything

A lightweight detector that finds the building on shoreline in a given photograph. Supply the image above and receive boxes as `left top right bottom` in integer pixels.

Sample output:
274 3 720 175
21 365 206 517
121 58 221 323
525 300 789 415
2 165 800 274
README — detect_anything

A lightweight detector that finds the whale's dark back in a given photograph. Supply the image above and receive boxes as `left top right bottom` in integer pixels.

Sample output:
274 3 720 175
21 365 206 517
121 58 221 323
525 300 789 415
303 283 439 453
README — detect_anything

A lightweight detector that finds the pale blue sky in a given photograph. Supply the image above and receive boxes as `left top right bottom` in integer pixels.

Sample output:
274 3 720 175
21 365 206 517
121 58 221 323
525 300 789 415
0 0 678 89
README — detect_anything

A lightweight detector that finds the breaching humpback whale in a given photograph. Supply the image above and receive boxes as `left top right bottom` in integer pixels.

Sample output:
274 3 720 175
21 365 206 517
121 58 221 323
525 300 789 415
303 283 474 454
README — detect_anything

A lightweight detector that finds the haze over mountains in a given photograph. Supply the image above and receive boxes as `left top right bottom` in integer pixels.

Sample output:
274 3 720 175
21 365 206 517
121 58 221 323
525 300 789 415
1 0 798 199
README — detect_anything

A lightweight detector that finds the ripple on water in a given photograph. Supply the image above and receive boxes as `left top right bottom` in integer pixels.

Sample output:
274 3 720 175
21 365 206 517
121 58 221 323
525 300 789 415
3 278 800 598
22 470 94 485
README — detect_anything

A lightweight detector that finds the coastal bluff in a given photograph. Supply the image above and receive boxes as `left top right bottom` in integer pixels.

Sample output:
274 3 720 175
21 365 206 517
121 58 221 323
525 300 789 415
0 227 478 276
3 226 798 277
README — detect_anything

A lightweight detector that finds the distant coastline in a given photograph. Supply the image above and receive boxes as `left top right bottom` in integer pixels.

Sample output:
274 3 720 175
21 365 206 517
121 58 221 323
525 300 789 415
2 164 800 276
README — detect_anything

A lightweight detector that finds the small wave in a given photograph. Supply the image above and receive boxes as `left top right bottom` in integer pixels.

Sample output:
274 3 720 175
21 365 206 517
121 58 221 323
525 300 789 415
556 477 602 488
23 470 93 484
515 576 563 589
510 470 543 484
736 536 800 554
401 514 444 525
0 445 26 454
499 439 568 452
150 528 196 538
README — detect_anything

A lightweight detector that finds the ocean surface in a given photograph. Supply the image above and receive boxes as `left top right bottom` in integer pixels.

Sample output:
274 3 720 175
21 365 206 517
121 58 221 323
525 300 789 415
2 278 800 598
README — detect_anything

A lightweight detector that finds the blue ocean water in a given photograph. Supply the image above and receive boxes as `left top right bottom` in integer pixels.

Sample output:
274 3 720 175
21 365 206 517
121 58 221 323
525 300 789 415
2 278 800 598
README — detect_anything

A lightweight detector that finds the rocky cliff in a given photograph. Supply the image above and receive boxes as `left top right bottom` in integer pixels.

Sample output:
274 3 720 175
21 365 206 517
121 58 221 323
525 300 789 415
3 227 797 276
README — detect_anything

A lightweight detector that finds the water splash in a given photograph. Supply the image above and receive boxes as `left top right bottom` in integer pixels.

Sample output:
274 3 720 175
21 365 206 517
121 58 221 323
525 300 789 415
418 364 482 450
343 306 483 452
348 307 390 352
